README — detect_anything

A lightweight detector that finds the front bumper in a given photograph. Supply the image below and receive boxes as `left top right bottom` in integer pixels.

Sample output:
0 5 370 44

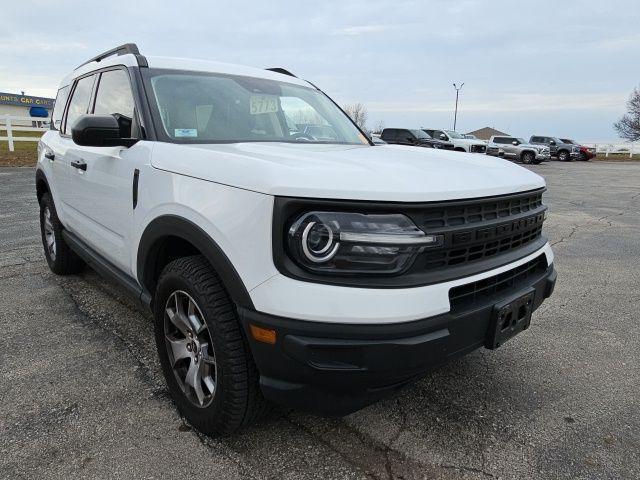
536 152 551 161
239 261 556 416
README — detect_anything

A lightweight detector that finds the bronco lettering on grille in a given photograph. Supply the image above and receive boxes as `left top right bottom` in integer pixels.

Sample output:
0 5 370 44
452 212 545 246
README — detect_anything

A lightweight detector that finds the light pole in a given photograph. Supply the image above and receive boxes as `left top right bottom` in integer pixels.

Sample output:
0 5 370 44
452 83 464 130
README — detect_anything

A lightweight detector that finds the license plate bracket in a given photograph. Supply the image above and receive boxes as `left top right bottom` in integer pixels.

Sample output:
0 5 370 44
485 289 535 350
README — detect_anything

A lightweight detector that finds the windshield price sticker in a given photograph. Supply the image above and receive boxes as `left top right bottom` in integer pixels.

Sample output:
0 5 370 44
250 95 279 115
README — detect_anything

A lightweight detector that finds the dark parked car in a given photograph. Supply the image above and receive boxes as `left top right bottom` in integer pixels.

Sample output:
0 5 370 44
529 136 580 161
380 128 454 149
560 139 596 161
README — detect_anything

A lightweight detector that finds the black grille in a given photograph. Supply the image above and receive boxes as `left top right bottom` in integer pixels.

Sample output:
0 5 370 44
470 144 487 153
418 190 543 229
407 189 546 270
423 224 543 268
449 255 548 310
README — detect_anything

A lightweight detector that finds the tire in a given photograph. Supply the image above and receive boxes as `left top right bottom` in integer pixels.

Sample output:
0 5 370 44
557 150 570 162
454 147 466 152
153 255 267 436
39 192 85 275
521 151 535 164
579 152 589 161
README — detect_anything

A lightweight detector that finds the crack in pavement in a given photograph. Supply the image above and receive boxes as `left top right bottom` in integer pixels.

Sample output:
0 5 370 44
551 189 640 247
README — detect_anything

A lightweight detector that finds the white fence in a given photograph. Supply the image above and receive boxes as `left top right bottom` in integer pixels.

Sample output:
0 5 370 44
0 115 50 152
583 142 638 158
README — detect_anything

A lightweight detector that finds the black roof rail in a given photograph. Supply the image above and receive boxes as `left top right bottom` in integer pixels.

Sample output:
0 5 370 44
76 43 148 69
265 67 297 78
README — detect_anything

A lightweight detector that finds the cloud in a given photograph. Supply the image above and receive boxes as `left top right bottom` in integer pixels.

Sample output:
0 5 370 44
333 24 395 36
367 93 627 114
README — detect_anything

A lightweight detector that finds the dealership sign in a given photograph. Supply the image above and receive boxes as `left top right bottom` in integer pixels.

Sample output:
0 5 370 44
0 92 54 109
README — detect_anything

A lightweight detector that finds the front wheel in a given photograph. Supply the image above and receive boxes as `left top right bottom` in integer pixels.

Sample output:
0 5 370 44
153 255 267 436
521 151 535 164
558 150 570 162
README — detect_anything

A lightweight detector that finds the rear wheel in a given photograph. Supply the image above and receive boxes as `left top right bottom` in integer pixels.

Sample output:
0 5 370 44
39 193 85 275
154 255 267 436
521 151 535 164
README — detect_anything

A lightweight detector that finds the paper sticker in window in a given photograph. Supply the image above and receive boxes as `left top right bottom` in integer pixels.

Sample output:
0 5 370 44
174 128 198 137
250 95 279 115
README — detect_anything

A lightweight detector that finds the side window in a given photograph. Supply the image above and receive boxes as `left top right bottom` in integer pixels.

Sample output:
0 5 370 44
51 86 70 131
93 69 136 138
399 130 411 142
63 75 95 134
434 130 446 140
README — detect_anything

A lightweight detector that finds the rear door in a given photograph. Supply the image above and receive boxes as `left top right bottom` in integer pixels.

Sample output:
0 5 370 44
50 73 98 227
63 67 141 273
502 137 519 158
41 85 72 210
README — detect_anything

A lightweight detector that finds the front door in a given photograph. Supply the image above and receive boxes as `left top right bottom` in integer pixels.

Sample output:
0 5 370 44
62 68 140 273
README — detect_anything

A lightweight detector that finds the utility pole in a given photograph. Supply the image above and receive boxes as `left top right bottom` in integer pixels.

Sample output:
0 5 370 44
452 83 464 130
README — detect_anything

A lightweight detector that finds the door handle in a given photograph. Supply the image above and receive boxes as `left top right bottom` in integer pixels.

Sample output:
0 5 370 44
44 152 55 161
71 160 87 171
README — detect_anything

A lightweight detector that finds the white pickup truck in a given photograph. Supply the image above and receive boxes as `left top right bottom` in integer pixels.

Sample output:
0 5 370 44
423 128 488 153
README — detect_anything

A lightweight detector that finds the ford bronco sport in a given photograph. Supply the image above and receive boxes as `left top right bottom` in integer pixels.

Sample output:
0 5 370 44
37 44 556 435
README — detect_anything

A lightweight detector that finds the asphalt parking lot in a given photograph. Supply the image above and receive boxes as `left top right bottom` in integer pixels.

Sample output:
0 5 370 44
1 161 639 480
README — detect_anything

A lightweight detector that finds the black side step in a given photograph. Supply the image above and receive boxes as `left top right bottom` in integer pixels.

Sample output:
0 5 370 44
62 230 152 311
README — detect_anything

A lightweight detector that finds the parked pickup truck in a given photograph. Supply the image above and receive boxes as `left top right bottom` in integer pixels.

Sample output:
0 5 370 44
423 128 487 153
529 136 580 161
36 43 556 436
380 128 454 149
486 135 550 164
560 139 596 161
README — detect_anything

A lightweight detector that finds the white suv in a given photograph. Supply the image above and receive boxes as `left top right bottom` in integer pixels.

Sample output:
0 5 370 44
37 44 556 436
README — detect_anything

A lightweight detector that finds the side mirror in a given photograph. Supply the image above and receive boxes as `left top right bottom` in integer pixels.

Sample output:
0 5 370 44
439 134 447 140
549 140 556 145
512 140 518 146
71 114 137 147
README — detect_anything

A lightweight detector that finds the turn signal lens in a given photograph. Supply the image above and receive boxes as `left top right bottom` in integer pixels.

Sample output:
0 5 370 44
249 324 277 345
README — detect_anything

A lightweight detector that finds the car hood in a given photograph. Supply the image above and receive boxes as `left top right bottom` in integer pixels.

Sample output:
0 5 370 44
150 142 545 202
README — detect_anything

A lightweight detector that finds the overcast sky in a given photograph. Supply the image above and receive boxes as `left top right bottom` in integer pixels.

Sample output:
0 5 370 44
2 0 639 141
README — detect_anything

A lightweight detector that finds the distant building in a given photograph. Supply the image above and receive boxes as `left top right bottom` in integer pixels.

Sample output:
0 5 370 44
466 126 509 140
0 91 54 126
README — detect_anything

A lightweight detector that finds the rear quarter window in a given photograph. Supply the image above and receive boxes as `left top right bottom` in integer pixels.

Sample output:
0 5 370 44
51 86 70 131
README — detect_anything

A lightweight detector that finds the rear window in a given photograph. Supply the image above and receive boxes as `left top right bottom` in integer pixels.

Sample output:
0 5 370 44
63 75 95 134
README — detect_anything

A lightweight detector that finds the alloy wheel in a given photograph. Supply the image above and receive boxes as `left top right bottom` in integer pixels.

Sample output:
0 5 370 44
164 290 217 408
43 207 56 261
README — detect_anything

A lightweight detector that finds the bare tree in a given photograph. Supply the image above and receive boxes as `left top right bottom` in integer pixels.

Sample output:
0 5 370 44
372 120 385 134
343 103 368 130
614 86 640 141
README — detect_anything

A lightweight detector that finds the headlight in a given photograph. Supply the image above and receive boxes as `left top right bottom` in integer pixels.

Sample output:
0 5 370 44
287 211 442 275
572 146 579 153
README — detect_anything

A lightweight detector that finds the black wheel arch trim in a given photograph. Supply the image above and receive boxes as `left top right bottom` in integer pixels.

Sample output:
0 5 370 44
137 215 254 310
35 168 51 202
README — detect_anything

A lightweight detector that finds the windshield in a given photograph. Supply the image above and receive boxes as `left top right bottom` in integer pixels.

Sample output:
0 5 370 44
561 139 576 144
517 138 526 144
144 69 369 145
410 129 430 139
444 130 464 139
